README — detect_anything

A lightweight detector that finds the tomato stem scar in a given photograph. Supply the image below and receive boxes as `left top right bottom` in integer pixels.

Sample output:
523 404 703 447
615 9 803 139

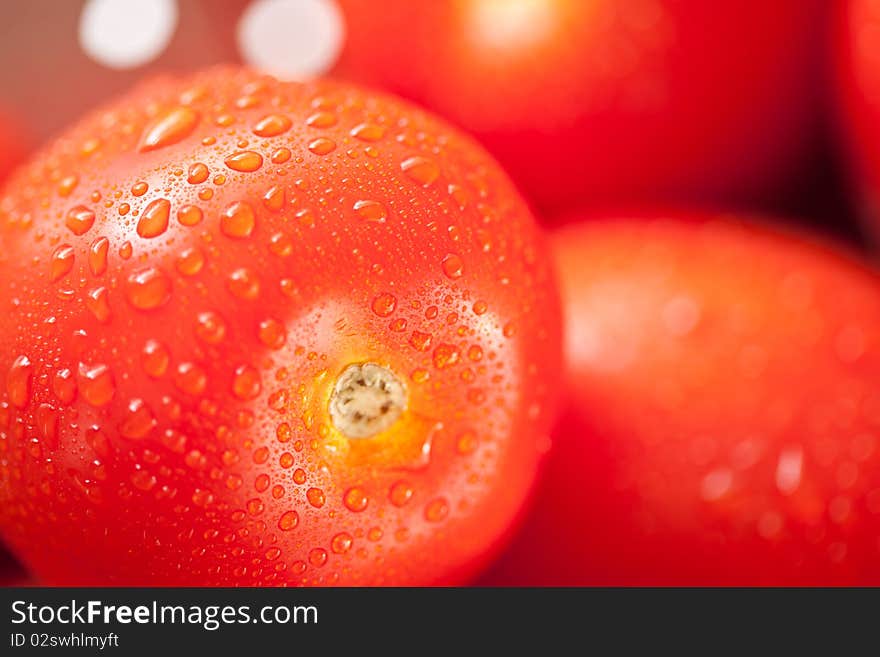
329 362 407 439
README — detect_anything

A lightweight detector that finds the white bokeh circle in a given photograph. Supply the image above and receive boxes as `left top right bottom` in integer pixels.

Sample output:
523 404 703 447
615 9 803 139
78 0 179 70
236 0 345 81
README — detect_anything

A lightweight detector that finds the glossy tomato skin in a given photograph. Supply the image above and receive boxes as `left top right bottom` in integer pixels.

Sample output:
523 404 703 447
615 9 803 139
483 216 880 585
838 0 880 230
335 0 823 212
0 68 561 586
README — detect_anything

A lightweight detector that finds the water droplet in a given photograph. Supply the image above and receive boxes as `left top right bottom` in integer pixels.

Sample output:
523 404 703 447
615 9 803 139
187 162 209 184
433 344 460 369
191 488 214 507
253 114 292 137
343 487 368 512
88 237 109 276
401 156 440 186
52 368 77 404
6 355 32 409
448 184 468 209
303 109 337 128
331 532 353 554
309 547 327 567
292 468 306 484
139 106 200 152
51 245 75 282
119 241 133 259
257 318 286 349
350 122 385 142
457 431 478 454
225 150 264 172
271 147 292 164
174 362 207 395
220 201 256 238
77 362 115 407
307 487 325 508
185 449 207 470
176 247 205 276
85 286 111 323
177 204 203 227
253 446 270 463
119 398 156 439
136 198 171 238
195 311 226 345
131 469 157 491
131 181 149 197
424 497 449 522
125 267 171 310
371 293 397 317
142 340 170 378
227 267 260 300
409 331 432 352
307 137 336 155
263 185 285 212
232 364 262 400
389 480 413 507
353 199 387 223
65 205 96 236
58 174 79 197
278 510 299 531
247 498 265 515
268 231 293 257
441 253 463 279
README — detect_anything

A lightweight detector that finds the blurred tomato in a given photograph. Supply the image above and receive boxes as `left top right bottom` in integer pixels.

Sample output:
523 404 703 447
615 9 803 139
483 216 880 585
838 0 880 232
334 0 824 212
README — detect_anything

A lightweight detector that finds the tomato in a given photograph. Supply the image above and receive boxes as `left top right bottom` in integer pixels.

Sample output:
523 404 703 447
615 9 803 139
0 67 561 585
334 0 824 212
482 216 880 585
838 0 880 231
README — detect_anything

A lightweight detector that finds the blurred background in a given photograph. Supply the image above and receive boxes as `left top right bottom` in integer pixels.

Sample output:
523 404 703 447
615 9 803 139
0 1 859 238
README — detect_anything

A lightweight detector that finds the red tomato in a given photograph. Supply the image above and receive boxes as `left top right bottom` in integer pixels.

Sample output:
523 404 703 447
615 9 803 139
483 216 880 585
0 67 561 585
334 0 823 212
838 0 880 230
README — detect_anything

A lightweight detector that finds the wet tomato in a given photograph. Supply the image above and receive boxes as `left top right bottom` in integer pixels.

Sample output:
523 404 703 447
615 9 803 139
0 67 561 585
334 0 823 212
484 216 880 585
